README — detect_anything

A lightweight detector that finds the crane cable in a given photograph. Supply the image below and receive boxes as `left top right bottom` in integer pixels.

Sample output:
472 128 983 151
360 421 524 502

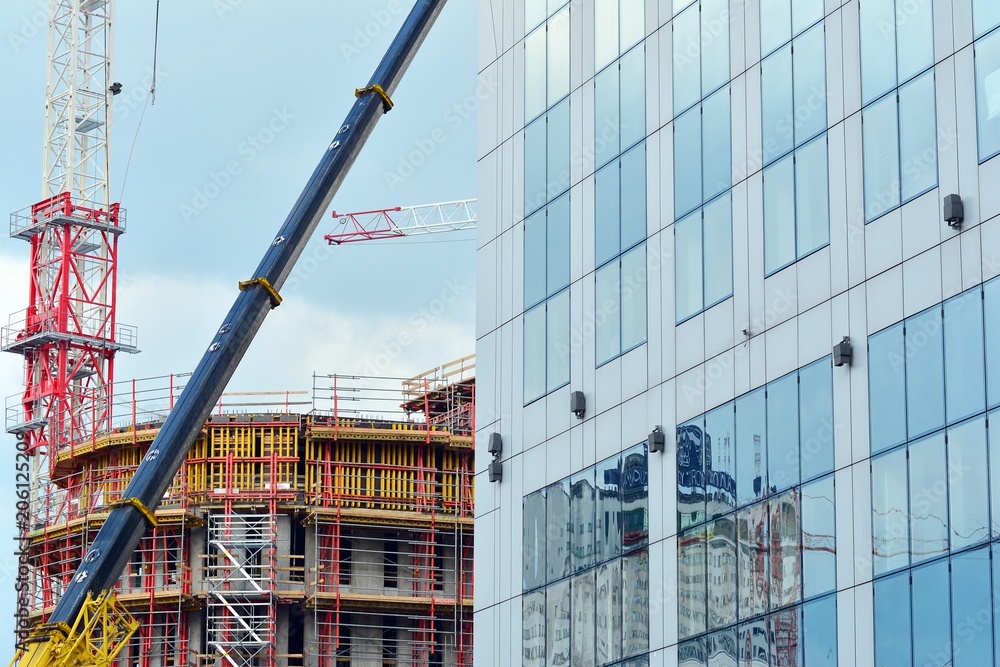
119 0 161 202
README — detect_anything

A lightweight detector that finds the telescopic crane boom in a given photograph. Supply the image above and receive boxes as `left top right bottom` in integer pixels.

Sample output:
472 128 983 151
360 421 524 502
12 2 448 666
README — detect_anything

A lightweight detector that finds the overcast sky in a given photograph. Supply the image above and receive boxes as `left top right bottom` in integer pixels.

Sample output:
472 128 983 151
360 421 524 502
0 1 478 653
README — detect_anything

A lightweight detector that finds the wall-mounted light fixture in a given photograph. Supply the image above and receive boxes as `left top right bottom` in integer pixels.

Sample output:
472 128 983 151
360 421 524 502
488 460 503 483
944 194 964 228
487 432 503 483
833 337 852 367
649 425 665 453
570 391 586 419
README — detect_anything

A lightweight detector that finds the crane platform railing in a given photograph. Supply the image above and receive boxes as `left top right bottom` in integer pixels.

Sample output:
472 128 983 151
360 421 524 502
325 198 476 244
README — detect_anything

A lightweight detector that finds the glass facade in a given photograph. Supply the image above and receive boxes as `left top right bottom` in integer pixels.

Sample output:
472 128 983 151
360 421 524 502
522 443 650 666
976 25 1000 162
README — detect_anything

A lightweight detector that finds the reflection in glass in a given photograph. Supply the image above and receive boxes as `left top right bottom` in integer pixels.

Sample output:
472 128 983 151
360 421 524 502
524 489 547 590
993 542 1000 662
869 323 906 453
872 447 909 575
767 373 799 493
622 549 650 657
679 636 707 667
622 443 649 551
948 416 989 550
991 409 1000 538
898 72 937 202
976 31 1000 161
768 607 802 666
703 192 733 308
736 389 768 506
546 479 572 582
675 210 703 322
912 558 951 667
944 289 986 424
989 280 1000 408
769 489 801 609
801 476 836 598
597 559 623 663
705 403 737 518
798 358 833 481
909 432 948 563
571 570 596 667
570 467 596 572
737 619 769 667
874 571 912 667
906 307 945 438
738 502 769 619
679 527 707 639
802 595 837 667
523 590 546 667
708 515 738 630
546 578 571 667
707 628 737 667
951 547 993 667
862 92 899 221
678 418 707 530
597 454 623 561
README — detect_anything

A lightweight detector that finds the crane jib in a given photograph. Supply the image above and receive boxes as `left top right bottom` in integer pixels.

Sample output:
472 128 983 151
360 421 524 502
39 0 448 632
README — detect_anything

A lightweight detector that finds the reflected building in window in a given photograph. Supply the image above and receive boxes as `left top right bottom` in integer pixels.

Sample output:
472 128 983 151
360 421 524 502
476 0 1000 665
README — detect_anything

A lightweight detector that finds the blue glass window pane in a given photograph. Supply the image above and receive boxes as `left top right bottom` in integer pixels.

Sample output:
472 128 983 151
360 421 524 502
906 307 946 438
621 244 648 351
898 72 937 202
524 209 546 308
977 31 1000 163
994 542 1000 662
945 289 986 423
801 475 836 597
799 358 834 481
874 571 912 667
802 595 837 667
675 210 703 322
951 547 994 667
991 408 1000 539
769 489 802 609
620 45 646 152
702 0 730 94
548 8 570 107
869 323 907 453
738 502 770 619
895 0 933 86
524 26 546 122
596 262 621 364
570 466 596 572
737 620 769 666
736 388 768 506
909 432 948 563
705 402 737 518
523 489 547 590
547 98 571 199
708 515 738 629
988 279 1000 408
707 629 738 667
597 452 623 561
863 92 900 221
621 0 645 53
595 0 619 70
949 415 990 550
760 0 791 57
546 478 571 582
522 590 546 667
597 559 623 662
703 192 733 307
596 160 621 266
679 527 708 639
595 63 620 168
571 570 597 665
680 636 708 667
860 0 897 105
622 442 649 551
793 24 827 145
872 447 909 575
620 144 647 251
767 372 800 492
974 0 1000 37
524 305 546 403
912 558 951 667
546 578 571 665
525 118 547 215
703 88 732 203
763 154 795 274
678 417 707 529
673 5 701 116
795 138 829 260
792 0 824 37
547 289 570 392
622 549 650 656
675 107 703 217
547 194 571 295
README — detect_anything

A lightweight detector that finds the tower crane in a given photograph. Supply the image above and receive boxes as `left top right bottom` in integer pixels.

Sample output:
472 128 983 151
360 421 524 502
326 198 476 244
10 1 450 666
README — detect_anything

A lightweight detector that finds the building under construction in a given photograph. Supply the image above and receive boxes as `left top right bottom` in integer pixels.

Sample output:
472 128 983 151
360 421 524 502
15 356 475 667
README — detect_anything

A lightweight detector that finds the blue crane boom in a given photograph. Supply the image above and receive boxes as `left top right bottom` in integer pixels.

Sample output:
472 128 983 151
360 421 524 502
14 1 447 664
